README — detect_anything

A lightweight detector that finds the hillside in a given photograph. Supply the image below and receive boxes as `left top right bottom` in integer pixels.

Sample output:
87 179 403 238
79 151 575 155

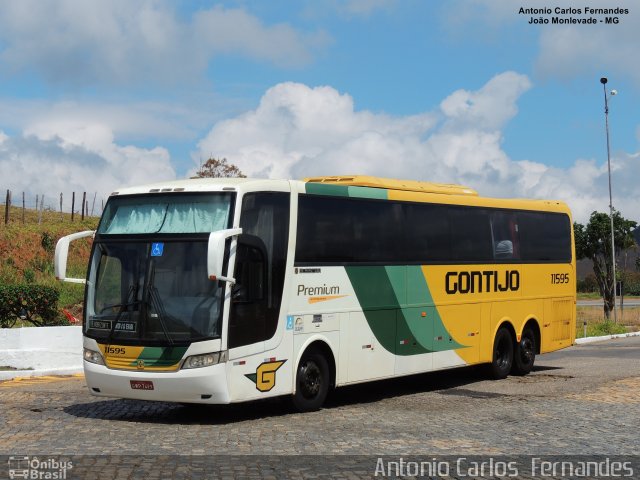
0 205 98 318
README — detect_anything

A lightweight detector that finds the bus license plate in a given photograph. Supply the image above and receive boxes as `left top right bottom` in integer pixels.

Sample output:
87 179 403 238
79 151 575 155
130 380 154 390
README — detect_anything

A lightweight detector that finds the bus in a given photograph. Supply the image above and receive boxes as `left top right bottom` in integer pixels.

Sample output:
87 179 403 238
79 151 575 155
55 175 576 411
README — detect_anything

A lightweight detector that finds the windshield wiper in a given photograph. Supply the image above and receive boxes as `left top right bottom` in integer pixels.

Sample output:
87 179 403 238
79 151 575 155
146 261 174 345
105 284 139 345
148 286 174 345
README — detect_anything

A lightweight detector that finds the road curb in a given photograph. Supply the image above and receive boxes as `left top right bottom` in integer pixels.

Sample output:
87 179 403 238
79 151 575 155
575 330 640 345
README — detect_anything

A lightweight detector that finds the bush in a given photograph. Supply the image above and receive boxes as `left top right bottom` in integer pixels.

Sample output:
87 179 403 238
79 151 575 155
0 284 66 327
621 271 640 296
587 321 628 337
625 281 640 296
41 231 55 254
577 274 598 293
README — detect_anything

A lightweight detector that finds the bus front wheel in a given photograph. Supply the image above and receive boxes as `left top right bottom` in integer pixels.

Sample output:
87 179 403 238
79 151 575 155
512 326 536 376
291 350 329 412
489 327 514 380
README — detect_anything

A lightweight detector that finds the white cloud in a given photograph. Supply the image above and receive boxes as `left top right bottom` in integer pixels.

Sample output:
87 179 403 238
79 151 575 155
535 16 640 84
196 82 437 179
0 123 175 210
0 1 329 87
442 0 640 86
196 74 640 223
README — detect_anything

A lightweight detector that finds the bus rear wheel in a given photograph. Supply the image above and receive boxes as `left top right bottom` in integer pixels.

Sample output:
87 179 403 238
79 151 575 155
291 350 329 412
512 326 536 376
489 327 514 380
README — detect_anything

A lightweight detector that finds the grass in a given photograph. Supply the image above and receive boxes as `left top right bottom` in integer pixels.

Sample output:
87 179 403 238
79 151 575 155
1 204 98 323
576 305 640 338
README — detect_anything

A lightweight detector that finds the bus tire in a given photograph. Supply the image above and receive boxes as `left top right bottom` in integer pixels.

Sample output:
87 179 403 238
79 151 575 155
512 326 536 376
489 327 514 380
291 350 329 412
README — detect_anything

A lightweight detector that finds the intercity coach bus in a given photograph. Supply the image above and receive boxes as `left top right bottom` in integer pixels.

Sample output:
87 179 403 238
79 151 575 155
55 176 576 411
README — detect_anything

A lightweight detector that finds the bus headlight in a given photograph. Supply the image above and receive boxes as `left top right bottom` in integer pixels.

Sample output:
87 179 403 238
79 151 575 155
182 351 227 369
83 348 105 366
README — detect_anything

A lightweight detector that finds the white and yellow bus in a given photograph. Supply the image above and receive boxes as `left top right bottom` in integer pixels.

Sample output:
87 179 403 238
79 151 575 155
55 176 576 411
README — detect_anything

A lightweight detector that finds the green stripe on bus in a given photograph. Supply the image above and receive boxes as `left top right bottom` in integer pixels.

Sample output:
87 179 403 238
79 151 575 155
305 183 350 197
129 346 188 367
305 183 388 200
345 265 464 355
347 186 388 199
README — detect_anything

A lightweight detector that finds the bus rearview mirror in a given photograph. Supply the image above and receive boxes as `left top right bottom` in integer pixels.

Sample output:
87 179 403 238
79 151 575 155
54 230 95 284
207 228 242 283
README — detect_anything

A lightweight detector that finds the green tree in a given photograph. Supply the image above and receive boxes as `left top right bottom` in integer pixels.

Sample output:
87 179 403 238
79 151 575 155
574 210 637 320
191 157 246 179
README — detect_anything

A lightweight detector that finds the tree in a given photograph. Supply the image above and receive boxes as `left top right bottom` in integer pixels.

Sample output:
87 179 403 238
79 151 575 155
192 157 246 178
574 210 637 320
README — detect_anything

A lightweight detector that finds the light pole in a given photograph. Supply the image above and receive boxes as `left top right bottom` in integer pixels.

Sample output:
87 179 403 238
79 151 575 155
600 77 617 323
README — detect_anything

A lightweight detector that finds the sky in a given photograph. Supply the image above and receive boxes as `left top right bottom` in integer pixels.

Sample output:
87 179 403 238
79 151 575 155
0 0 638 223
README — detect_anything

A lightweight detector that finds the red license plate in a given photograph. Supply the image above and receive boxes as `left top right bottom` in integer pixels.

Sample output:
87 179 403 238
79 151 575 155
130 380 154 390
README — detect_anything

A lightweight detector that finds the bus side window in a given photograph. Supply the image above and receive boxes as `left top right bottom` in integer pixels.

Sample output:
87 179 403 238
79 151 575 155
490 211 520 261
228 192 290 349
228 235 268 348
233 239 266 304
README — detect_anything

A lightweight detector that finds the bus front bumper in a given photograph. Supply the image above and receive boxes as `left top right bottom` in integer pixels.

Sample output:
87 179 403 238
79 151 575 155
83 361 230 404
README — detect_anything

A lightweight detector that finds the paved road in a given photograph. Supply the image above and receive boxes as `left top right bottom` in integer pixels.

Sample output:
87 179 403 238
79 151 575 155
1 337 639 478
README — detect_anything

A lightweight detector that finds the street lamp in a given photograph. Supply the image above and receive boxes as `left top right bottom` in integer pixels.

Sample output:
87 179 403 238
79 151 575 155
600 77 617 323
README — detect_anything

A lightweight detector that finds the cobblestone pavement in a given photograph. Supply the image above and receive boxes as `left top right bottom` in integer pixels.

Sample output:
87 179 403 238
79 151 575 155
1 337 639 478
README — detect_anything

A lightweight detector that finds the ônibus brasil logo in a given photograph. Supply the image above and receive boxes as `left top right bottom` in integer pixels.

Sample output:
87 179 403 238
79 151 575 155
8 456 73 479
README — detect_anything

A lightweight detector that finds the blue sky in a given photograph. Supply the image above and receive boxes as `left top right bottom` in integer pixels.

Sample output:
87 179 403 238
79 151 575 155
0 0 638 222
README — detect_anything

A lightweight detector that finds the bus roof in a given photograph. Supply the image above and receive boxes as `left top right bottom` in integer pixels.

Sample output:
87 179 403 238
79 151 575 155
108 176 571 216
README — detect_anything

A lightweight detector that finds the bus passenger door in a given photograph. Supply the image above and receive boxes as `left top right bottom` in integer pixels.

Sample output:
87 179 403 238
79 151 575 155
226 192 291 401
227 235 269 351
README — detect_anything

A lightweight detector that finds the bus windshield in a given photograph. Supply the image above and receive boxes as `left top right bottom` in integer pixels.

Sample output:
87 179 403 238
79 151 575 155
86 193 234 344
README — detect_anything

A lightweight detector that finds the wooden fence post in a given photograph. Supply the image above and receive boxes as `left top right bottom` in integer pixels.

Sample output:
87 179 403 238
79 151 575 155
91 192 97 217
22 192 25 224
71 192 75 222
38 194 44 224
60 193 63 221
4 189 10 225
81 192 86 221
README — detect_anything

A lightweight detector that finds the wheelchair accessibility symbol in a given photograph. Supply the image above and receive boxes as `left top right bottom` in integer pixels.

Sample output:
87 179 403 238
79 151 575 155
151 243 164 257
